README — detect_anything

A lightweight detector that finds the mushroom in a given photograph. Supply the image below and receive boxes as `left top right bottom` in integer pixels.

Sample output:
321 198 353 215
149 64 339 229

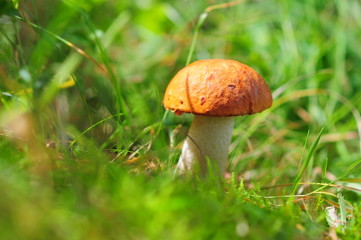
163 59 272 174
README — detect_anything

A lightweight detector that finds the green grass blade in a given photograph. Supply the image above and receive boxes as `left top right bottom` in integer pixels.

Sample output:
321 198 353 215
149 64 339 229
306 158 361 196
70 112 124 147
291 127 325 195
338 192 347 229
185 12 208 66
322 157 328 182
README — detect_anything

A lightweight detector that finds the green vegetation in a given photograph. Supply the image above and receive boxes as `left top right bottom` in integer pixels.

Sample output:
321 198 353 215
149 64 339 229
1 0 361 239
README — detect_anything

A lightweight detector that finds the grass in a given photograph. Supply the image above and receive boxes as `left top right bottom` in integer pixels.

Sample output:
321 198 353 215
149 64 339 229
1 0 361 239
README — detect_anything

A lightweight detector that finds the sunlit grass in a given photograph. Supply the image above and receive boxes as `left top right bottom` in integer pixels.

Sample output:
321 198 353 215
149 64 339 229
1 0 361 239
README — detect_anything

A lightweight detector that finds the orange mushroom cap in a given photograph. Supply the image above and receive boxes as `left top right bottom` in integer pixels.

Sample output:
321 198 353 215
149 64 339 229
163 59 273 116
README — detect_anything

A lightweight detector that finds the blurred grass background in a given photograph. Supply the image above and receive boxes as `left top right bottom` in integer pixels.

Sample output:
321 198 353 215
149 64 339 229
0 0 361 239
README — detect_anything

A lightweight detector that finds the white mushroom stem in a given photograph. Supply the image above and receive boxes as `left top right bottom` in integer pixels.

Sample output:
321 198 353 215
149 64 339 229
176 115 234 174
